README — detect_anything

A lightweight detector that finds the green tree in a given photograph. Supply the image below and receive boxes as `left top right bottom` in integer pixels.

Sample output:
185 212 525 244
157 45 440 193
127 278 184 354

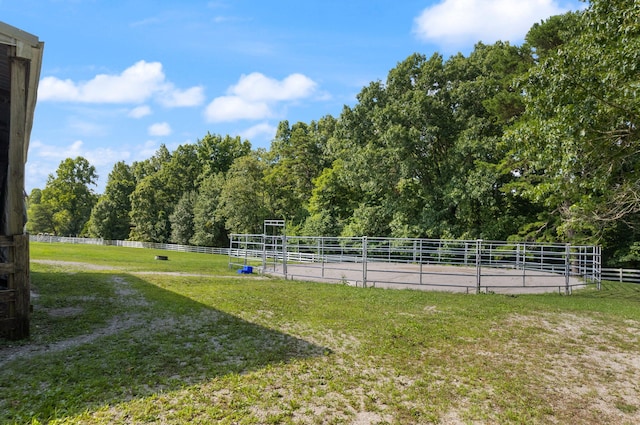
506 0 640 243
131 144 171 183
88 161 135 240
264 120 332 230
328 46 534 239
196 133 252 181
191 173 227 247
218 155 270 234
440 42 535 240
169 191 196 245
129 173 171 243
525 12 581 60
26 188 55 234
33 157 98 236
302 160 357 236
129 143 202 243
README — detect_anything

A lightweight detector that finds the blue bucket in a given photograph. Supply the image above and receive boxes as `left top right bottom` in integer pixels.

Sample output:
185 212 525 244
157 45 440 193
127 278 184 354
237 265 253 274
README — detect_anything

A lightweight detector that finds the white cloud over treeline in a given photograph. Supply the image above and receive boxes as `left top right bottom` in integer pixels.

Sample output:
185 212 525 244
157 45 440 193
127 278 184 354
204 72 318 122
413 0 583 49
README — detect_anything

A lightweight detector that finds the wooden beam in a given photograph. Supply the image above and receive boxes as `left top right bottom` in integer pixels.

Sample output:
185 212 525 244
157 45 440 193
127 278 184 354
6 55 27 235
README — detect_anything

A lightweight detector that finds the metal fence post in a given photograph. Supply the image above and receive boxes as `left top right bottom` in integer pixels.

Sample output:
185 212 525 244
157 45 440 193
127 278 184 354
243 234 248 266
262 233 266 272
564 243 571 295
362 236 368 288
476 239 482 294
419 239 423 285
319 237 325 278
282 235 288 278
522 244 527 287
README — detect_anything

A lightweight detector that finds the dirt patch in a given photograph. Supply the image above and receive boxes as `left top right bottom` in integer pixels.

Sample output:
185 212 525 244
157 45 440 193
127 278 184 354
0 275 144 367
270 262 585 294
31 259 121 271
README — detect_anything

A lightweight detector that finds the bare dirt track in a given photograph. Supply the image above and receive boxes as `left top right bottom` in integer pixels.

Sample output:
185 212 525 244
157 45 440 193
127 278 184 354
267 262 585 294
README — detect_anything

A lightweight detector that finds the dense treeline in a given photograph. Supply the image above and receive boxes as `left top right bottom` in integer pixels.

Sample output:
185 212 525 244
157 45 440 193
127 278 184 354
27 0 640 266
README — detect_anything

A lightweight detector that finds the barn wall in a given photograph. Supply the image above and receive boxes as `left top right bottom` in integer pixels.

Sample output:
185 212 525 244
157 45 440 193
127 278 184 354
0 23 43 339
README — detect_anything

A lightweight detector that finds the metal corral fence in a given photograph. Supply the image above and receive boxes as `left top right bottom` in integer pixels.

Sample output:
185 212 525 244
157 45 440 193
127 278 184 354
29 235 228 255
229 234 601 295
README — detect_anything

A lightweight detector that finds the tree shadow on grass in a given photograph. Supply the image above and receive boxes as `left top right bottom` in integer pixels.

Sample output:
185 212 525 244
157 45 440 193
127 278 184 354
576 280 640 302
0 270 328 424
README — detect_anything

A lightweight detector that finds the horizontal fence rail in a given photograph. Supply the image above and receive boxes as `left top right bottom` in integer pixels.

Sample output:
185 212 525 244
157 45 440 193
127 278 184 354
601 268 640 284
230 234 602 295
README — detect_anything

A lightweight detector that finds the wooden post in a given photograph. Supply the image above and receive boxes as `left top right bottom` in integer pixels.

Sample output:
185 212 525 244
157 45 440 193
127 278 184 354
11 235 29 338
5 55 29 339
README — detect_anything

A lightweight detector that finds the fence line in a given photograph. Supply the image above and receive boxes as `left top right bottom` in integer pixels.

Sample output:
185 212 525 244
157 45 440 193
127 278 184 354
229 235 603 295
28 235 640 289
29 235 228 255
601 268 640 284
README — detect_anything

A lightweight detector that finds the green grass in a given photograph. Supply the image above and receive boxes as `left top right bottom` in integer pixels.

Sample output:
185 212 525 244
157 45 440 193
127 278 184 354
29 242 235 274
1 242 640 424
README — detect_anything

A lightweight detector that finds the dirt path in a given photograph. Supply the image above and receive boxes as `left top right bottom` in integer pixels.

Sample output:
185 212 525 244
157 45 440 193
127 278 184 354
0 275 143 367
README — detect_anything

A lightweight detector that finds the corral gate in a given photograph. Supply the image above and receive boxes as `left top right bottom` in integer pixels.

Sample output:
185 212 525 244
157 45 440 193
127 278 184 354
263 220 286 275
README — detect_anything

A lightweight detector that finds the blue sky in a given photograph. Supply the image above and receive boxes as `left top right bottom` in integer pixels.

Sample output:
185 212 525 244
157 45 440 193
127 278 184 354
2 0 584 193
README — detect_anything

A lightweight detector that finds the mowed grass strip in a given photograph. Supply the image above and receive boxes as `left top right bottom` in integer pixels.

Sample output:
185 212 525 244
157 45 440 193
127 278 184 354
0 242 639 424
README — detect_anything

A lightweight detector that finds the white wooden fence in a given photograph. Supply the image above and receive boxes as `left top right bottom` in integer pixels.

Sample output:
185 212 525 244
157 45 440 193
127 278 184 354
601 268 640 284
29 235 228 255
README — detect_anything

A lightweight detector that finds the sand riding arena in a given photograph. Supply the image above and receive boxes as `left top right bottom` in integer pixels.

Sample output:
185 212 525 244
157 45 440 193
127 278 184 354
229 235 601 295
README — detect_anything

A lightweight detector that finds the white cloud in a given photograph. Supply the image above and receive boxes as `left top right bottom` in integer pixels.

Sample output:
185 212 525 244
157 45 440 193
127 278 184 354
39 60 204 108
204 72 317 123
39 61 165 103
205 96 271 122
157 85 205 107
413 0 578 48
229 72 317 102
240 122 277 141
26 139 131 192
129 105 152 118
29 139 129 167
148 122 172 136
30 139 84 160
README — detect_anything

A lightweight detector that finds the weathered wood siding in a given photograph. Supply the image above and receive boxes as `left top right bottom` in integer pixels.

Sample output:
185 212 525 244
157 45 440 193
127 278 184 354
0 22 43 339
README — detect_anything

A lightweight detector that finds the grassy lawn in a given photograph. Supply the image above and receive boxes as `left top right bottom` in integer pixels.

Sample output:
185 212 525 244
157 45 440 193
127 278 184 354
1 242 639 424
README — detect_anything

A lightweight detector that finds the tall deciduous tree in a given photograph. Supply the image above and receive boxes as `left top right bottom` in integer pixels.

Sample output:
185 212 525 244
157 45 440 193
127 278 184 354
506 1 640 242
129 143 202 243
191 172 227 247
88 161 135 240
218 155 270 234
26 188 55 235
129 173 170 242
30 157 98 236
264 119 333 230
169 191 196 245
196 133 252 180
329 45 534 239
